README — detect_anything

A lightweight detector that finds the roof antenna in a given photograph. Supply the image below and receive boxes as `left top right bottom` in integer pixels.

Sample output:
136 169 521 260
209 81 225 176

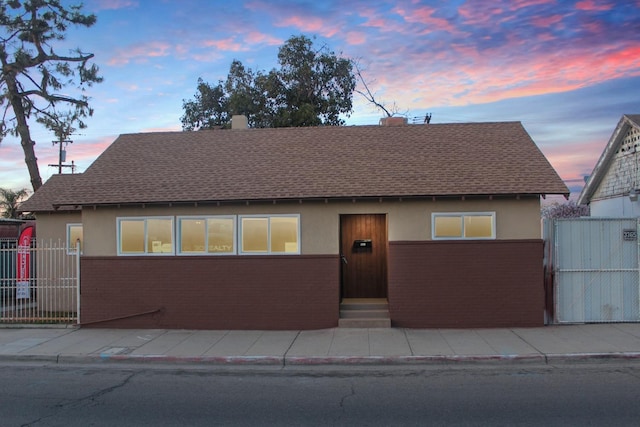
424 113 432 124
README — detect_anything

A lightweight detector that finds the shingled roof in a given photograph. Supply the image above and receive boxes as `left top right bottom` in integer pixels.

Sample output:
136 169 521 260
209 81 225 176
18 174 82 213
578 114 640 205
21 121 569 210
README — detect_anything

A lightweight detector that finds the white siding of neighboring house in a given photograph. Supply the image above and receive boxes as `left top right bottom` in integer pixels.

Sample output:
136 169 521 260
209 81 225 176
591 125 640 217
591 196 640 218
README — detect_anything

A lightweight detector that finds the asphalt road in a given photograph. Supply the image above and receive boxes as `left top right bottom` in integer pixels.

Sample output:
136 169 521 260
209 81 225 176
1 362 640 426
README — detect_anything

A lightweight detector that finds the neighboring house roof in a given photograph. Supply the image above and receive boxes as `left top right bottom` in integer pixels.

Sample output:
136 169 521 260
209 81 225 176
18 174 83 213
22 122 569 209
0 219 23 239
0 219 35 239
578 114 640 205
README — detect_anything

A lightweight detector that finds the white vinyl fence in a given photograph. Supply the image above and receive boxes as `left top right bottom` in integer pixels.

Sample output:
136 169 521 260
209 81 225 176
545 218 640 323
0 239 79 324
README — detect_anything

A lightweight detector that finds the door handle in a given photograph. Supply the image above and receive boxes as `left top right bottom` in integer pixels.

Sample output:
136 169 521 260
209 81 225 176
340 254 348 265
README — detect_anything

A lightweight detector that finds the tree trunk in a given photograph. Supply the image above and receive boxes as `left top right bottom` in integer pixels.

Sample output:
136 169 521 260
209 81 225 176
4 72 42 191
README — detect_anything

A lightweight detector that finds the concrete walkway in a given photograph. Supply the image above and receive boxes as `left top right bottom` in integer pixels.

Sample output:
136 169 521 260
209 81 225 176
2 324 640 367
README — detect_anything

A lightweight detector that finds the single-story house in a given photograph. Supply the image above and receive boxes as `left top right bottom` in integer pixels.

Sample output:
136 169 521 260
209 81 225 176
578 114 640 217
20 117 569 329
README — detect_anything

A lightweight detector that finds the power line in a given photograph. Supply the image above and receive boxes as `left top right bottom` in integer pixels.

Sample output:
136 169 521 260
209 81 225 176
47 135 76 174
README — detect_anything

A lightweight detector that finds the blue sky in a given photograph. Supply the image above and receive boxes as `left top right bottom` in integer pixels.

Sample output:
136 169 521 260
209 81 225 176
1 0 640 198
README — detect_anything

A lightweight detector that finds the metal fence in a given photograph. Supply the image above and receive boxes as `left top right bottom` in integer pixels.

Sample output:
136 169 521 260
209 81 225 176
0 239 79 324
545 218 640 324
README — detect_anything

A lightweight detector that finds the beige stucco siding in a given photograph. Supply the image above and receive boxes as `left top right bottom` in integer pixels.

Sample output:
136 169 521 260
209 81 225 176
79 197 541 256
33 211 81 245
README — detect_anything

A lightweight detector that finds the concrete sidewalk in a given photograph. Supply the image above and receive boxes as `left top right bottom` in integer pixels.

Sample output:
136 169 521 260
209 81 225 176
2 323 640 367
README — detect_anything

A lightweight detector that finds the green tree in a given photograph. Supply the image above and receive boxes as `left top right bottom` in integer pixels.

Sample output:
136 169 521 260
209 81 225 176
0 187 28 219
224 60 273 128
180 78 228 131
271 35 355 127
0 0 102 191
181 35 355 130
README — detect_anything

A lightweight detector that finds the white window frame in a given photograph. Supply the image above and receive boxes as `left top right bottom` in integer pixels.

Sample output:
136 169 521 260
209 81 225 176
238 214 301 255
66 223 83 255
431 212 496 240
117 216 175 256
176 215 237 256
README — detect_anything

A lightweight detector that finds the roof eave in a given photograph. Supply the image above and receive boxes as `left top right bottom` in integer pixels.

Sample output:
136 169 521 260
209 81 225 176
53 192 564 209
578 115 634 205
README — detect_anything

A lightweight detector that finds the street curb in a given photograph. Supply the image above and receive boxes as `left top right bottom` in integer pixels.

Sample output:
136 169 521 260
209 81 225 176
0 354 60 363
58 354 285 366
545 352 640 363
3 352 640 367
283 354 548 365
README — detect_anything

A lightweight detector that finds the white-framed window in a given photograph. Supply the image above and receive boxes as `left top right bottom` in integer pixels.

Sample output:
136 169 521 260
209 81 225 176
239 214 300 254
177 216 236 255
432 212 496 240
117 217 174 255
66 223 83 254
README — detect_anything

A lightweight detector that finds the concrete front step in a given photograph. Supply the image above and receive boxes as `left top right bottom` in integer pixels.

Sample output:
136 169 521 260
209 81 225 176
340 298 389 311
340 302 389 311
339 298 390 328
339 309 390 319
338 318 391 328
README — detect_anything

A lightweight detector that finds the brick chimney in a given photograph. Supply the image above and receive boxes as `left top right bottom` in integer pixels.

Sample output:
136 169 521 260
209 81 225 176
379 117 407 126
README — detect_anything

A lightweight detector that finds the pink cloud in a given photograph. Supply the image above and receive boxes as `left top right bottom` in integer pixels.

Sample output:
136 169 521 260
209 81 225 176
360 36 640 114
540 139 606 183
357 7 416 36
188 35 277 62
108 41 172 66
175 44 190 57
202 37 245 52
70 137 115 162
575 0 614 11
531 14 563 27
28 136 115 182
457 4 506 26
345 31 367 45
245 31 282 46
191 52 224 63
458 0 556 26
394 5 456 33
506 0 556 10
276 15 323 32
91 0 138 11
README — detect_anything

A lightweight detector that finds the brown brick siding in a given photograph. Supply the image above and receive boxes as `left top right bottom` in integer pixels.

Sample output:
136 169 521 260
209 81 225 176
388 240 544 328
80 255 339 329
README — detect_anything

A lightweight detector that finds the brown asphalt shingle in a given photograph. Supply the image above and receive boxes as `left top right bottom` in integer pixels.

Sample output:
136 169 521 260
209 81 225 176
22 122 569 210
18 174 82 212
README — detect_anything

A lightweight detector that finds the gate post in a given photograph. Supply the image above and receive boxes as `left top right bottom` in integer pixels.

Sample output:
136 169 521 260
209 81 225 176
75 240 81 325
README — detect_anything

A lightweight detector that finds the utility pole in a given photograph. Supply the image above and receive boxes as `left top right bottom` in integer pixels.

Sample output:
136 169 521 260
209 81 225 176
48 135 76 174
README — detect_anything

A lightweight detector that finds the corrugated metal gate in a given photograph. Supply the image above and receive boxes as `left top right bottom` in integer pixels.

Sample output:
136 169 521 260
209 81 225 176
0 239 79 324
547 218 640 323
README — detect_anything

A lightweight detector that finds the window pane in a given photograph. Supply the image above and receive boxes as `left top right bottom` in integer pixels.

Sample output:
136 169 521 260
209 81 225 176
208 217 234 253
68 224 83 253
270 217 298 253
464 215 493 238
147 218 173 253
121 220 144 253
242 218 268 252
180 219 205 253
434 216 462 238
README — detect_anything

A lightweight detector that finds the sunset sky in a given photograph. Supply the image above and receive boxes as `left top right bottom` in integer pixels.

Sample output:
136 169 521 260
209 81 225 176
1 0 640 199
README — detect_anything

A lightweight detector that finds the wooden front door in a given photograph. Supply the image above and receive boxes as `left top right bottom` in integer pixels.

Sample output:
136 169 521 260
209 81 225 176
340 214 388 298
